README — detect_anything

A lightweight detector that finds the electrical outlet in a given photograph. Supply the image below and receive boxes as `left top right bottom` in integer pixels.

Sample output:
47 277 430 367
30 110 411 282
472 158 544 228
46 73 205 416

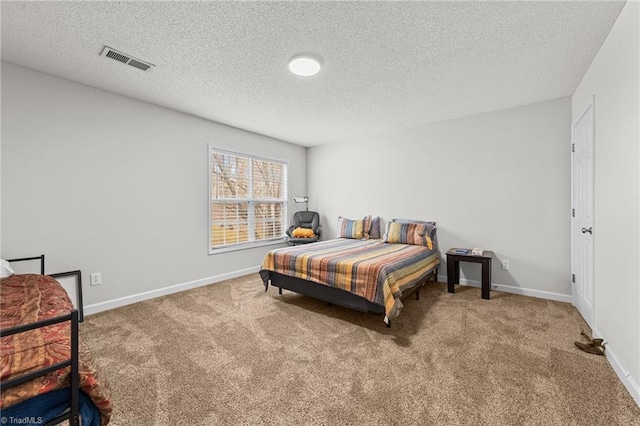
90 273 102 286
501 260 510 271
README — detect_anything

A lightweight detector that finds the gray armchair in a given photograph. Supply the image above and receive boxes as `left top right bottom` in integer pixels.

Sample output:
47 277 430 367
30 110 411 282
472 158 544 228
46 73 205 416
286 211 322 245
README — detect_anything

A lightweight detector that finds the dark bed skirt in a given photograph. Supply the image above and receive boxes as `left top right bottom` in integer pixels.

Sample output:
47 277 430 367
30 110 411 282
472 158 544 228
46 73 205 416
260 268 439 317
263 271 386 314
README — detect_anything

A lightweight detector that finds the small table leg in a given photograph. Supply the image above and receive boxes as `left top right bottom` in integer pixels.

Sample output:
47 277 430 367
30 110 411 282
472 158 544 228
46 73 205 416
481 259 491 300
447 258 458 293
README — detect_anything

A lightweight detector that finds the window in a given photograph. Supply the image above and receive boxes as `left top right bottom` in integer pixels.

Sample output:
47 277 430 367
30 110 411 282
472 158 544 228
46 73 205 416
209 146 288 253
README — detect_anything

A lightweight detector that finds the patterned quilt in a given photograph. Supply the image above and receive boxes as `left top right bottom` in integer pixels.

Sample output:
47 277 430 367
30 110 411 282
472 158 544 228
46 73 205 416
260 238 440 320
0 274 112 425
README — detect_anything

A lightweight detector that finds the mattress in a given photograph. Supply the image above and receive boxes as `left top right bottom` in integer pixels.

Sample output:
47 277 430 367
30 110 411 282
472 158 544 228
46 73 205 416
260 238 440 320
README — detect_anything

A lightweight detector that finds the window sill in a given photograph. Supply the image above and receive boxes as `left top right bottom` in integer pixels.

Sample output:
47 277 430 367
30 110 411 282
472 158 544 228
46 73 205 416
209 238 287 255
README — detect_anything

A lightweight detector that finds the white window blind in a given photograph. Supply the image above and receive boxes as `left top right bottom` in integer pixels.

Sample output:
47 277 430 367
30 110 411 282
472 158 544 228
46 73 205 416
209 147 288 252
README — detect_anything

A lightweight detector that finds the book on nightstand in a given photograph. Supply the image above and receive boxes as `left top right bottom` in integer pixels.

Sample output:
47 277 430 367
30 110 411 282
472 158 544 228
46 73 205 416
452 248 470 255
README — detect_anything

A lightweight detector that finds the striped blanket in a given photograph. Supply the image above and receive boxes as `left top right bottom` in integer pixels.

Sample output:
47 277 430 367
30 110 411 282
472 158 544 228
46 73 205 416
260 238 440 320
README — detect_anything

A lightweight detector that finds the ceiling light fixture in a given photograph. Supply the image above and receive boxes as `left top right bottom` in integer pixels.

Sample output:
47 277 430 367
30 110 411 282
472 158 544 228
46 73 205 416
288 55 321 77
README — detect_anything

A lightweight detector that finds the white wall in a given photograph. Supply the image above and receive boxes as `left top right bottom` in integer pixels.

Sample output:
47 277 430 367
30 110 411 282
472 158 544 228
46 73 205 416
572 1 639 404
309 97 572 299
1 62 306 308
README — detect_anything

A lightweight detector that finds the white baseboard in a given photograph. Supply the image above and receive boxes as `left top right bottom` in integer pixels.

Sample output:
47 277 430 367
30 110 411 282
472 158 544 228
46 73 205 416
592 327 640 407
84 266 261 316
87 271 571 315
436 274 572 303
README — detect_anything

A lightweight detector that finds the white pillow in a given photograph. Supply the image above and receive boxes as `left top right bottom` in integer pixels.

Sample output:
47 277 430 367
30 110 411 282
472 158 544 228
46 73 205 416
1 259 15 278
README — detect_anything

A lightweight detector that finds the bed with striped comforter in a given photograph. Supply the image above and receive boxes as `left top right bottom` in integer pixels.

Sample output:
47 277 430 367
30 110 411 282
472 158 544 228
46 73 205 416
259 238 440 321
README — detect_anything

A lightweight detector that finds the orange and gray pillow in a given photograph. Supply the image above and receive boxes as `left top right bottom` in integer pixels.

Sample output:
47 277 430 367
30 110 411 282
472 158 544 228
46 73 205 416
337 216 369 239
383 221 433 249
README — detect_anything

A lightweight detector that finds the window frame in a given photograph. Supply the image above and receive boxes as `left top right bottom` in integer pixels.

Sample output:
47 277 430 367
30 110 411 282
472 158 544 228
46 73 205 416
208 145 289 254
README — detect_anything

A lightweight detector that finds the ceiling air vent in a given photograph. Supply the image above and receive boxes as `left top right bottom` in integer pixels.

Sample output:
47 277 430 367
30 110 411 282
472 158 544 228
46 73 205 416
100 46 154 72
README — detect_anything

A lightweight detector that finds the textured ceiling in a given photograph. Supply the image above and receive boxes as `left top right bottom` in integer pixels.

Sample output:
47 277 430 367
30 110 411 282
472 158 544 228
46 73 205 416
1 1 625 147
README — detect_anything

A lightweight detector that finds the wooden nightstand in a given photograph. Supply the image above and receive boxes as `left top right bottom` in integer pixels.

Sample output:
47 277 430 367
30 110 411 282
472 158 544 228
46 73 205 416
446 249 493 299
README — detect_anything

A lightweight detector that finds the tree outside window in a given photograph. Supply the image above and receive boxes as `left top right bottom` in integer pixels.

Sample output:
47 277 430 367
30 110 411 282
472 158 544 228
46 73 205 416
209 147 288 252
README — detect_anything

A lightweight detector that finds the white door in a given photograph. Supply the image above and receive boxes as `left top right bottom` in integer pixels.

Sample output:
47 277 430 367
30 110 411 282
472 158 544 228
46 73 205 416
572 98 595 326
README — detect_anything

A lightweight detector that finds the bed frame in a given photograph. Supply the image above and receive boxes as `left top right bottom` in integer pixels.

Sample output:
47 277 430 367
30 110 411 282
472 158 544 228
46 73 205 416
6 254 84 321
266 267 438 327
1 255 83 426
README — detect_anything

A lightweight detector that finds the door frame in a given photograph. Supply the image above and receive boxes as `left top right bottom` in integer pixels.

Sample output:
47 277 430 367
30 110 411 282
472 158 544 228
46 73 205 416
571 95 596 327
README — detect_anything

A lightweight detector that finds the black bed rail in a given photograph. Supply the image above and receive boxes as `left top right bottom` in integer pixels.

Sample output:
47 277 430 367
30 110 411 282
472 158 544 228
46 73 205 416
0 310 80 426
49 270 84 323
6 255 84 322
6 254 45 275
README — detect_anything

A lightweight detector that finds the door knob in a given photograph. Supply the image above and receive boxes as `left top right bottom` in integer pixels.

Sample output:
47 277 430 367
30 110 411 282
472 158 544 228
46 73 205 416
581 227 593 234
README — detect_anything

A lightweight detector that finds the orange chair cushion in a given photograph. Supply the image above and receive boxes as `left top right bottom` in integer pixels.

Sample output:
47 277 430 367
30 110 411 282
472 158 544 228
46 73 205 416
292 227 315 238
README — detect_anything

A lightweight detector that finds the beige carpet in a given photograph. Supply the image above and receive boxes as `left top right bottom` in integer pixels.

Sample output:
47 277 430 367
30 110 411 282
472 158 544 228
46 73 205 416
81 275 640 425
